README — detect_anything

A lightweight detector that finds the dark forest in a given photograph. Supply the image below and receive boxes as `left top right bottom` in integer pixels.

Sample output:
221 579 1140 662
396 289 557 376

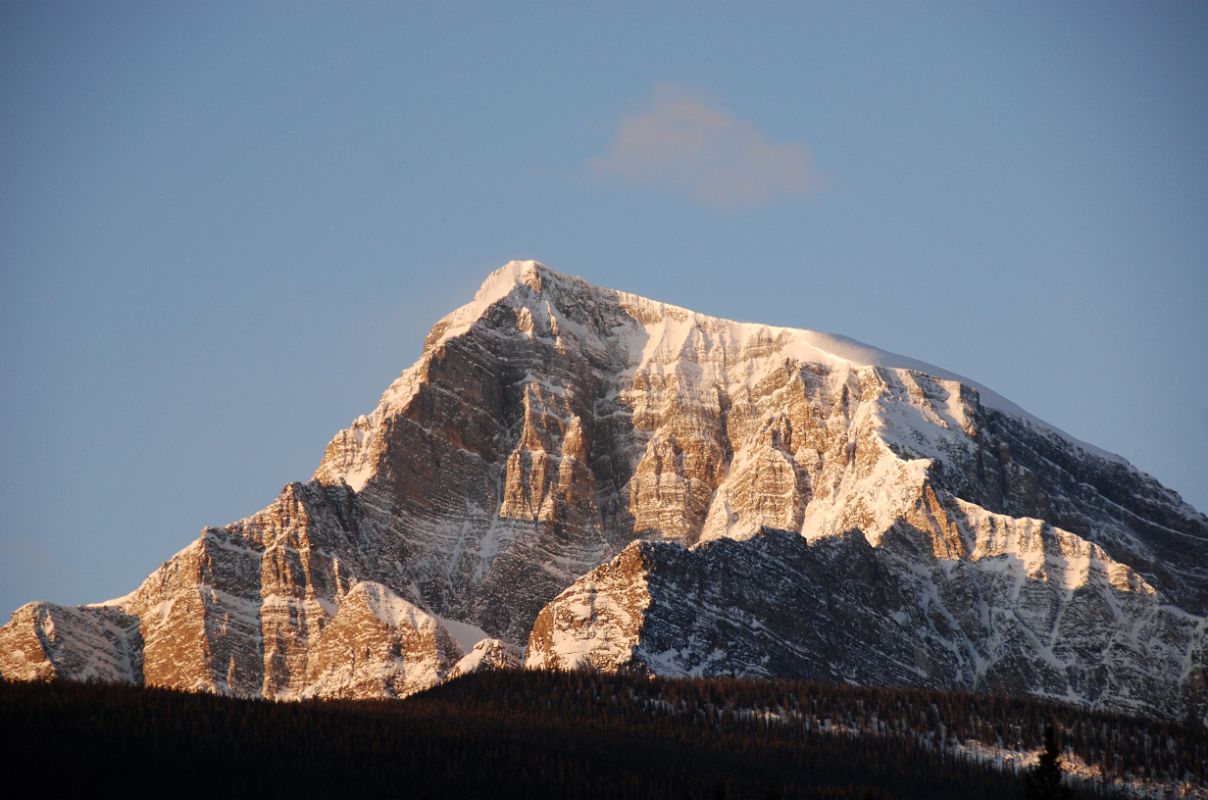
2 671 1203 799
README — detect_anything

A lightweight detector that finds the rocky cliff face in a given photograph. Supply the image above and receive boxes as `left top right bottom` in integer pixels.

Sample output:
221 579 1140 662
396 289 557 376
526 527 1203 722
2 261 1205 720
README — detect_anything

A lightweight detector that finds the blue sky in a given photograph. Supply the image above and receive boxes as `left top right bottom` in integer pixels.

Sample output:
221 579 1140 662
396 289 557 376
2 1 1206 616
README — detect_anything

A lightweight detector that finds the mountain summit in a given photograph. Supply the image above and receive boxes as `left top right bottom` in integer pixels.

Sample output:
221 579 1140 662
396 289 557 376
3 261 1205 721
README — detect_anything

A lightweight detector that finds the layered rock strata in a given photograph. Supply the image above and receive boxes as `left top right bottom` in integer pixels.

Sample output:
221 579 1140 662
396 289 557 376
2 260 1204 719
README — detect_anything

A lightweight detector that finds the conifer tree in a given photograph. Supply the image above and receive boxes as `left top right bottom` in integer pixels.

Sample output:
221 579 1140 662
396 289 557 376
1026 724 1074 799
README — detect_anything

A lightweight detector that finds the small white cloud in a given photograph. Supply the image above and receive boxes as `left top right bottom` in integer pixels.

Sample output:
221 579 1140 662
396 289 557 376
592 85 820 210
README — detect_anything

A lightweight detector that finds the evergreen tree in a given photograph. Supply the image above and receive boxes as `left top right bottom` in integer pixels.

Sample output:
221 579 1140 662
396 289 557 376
1026 724 1074 800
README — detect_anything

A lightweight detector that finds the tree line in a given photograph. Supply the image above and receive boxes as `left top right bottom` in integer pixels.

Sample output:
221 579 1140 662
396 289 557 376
2 670 1203 798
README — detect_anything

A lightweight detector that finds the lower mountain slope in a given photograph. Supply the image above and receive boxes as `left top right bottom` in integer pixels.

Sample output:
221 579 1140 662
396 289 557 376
527 528 1203 724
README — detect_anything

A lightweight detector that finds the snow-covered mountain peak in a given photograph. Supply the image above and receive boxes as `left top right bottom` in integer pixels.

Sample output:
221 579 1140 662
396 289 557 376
428 261 1126 467
469 259 548 314
3 259 1204 724
423 260 578 351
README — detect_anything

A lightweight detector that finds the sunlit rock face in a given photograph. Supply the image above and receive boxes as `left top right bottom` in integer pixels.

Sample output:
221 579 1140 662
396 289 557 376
3 261 1205 719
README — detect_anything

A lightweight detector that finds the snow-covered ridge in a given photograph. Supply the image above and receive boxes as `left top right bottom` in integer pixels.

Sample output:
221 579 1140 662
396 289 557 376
430 260 1125 466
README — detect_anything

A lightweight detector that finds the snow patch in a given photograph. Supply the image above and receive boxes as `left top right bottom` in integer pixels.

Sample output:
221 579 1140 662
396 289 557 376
434 615 490 653
351 582 435 631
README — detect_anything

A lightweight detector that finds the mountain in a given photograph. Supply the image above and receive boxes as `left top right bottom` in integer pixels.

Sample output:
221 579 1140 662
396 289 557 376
2 260 1205 722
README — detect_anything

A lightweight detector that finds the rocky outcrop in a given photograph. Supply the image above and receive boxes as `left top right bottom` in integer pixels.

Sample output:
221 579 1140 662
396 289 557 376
299 581 463 699
0 602 142 684
2 260 1205 718
448 638 521 680
526 525 1203 722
